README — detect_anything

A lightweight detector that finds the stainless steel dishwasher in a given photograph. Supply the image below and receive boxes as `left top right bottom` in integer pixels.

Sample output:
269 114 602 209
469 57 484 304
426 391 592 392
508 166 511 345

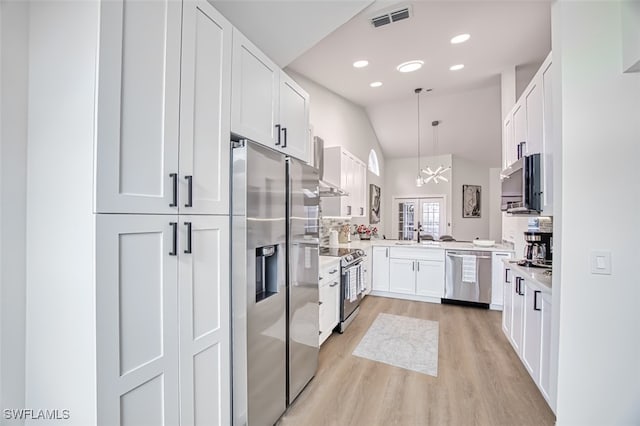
443 250 492 308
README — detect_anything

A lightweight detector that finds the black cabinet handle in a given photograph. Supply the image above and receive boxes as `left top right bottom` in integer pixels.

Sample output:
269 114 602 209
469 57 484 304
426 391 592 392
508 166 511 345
169 222 178 256
169 173 178 207
505 268 511 283
184 222 192 254
282 127 287 148
329 269 338 274
318 301 323 306
330 282 339 287
534 290 541 311
184 175 193 208
519 278 525 296
275 124 281 146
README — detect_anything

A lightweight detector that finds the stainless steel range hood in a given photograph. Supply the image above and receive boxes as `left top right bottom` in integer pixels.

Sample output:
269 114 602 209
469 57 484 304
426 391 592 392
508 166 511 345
314 136 348 197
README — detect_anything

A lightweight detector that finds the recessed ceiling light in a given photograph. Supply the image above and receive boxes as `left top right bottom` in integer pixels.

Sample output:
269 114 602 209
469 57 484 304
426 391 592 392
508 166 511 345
449 64 465 71
353 60 369 68
396 60 424 73
451 33 471 44
370 81 383 88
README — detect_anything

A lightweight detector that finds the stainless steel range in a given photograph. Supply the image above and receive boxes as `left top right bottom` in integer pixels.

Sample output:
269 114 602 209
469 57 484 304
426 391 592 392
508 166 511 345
319 247 366 332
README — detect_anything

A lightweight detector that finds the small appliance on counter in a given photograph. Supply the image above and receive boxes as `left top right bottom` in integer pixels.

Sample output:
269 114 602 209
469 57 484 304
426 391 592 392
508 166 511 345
519 231 553 267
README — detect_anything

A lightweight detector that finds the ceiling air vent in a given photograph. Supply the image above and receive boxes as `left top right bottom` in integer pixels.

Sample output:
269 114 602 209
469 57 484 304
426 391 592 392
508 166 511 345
370 5 412 28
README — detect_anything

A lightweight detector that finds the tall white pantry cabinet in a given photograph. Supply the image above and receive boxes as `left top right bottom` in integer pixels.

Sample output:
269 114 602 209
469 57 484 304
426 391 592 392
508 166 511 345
25 1 231 425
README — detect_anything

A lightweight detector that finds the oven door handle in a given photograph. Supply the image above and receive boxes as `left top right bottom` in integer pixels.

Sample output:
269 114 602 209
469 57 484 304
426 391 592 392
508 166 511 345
342 259 364 270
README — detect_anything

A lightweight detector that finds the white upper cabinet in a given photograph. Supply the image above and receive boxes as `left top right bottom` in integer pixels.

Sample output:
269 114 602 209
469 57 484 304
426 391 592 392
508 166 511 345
279 73 310 163
322 147 367 217
503 115 515 170
231 29 279 147
512 102 526 159
541 60 554 215
231 30 310 163
96 0 231 215
179 0 232 215
95 0 182 214
525 80 543 155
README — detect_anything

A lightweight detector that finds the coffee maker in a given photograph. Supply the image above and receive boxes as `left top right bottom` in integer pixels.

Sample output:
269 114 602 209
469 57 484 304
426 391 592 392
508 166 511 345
521 231 553 267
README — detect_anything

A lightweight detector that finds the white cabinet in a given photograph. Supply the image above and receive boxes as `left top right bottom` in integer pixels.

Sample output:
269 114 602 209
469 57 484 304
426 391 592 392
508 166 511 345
97 214 230 425
524 81 543 155
279 73 310 163
522 280 542 379
372 247 390 292
539 292 553 402
416 260 446 298
491 252 513 308
322 147 367 217
362 247 372 296
389 258 416 294
231 30 310 163
318 260 340 345
511 276 526 354
502 265 514 339
541 60 554 216
502 53 553 215
96 0 231 215
380 247 445 301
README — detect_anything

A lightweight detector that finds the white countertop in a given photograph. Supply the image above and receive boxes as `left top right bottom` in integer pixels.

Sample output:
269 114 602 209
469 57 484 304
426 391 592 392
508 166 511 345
502 259 552 292
364 239 514 253
319 256 340 270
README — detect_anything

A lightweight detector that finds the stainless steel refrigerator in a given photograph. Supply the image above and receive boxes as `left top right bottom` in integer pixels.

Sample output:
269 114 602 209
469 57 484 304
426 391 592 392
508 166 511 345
232 140 319 426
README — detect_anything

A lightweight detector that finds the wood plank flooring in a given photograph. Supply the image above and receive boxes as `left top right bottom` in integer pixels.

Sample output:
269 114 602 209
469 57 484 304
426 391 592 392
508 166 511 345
278 296 555 426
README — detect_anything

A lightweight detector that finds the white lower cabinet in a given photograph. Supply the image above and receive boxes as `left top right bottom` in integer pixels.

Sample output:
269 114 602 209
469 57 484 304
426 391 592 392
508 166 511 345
502 267 554 411
373 247 444 302
362 248 372 296
97 214 230 425
389 258 416 294
491 252 512 308
372 247 390 292
319 260 340 345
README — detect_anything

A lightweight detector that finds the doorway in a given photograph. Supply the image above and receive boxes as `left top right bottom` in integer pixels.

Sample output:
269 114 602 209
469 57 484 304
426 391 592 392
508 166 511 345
393 197 446 241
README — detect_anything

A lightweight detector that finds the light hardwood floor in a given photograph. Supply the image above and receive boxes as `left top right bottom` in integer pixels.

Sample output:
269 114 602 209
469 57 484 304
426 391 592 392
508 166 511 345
278 296 555 426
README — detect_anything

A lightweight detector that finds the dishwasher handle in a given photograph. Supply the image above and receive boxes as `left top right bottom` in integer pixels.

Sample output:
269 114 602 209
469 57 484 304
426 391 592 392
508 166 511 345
446 253 491 260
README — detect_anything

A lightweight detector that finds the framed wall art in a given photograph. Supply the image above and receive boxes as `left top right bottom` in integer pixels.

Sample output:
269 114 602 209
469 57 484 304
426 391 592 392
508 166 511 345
369 184 381 224
462 184 481 218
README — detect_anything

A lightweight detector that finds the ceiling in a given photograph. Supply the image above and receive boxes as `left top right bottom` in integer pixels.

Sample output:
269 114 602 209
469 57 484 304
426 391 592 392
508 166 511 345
210 0 374 67
287 1 551 164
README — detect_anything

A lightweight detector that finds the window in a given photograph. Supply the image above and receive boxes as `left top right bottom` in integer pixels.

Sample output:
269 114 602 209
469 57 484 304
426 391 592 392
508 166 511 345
368 149 380 176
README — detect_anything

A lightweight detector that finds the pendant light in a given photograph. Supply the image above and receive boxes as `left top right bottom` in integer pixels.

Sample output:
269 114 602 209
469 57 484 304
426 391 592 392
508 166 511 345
415 88 424 187
421 120 451 183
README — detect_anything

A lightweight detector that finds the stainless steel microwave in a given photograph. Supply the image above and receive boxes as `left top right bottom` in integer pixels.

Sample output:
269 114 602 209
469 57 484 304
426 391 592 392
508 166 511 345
501 153 542 214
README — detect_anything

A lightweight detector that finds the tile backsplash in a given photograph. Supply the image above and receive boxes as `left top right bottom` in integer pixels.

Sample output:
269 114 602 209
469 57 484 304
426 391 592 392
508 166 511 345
320 217 351 246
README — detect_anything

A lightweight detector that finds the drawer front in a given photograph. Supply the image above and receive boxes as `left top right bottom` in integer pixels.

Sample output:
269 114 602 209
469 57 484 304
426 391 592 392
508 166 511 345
389 247 444 261
319 263 340 287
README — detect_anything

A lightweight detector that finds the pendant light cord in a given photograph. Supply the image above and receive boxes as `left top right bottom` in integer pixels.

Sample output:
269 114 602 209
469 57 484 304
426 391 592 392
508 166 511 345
417 91 421 173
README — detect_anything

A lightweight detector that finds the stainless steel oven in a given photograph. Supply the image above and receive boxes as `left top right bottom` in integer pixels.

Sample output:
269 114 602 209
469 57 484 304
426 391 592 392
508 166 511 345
339 255 365 332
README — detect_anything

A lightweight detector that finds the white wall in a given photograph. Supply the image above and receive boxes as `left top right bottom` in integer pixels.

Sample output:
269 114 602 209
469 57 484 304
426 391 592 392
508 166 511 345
286 70 386 234
621 1 640 73
0 2 28 421
450 156 491 241
25 2 99 424
383 155 453 240
488 168 502 242
515 61 543 100
552 2 640 424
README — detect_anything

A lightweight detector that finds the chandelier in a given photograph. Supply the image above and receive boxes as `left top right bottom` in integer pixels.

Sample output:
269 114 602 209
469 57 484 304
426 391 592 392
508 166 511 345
414 88 450 186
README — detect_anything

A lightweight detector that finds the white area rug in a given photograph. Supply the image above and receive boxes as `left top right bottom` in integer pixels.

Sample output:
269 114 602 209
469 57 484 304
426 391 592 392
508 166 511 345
352 313 439 377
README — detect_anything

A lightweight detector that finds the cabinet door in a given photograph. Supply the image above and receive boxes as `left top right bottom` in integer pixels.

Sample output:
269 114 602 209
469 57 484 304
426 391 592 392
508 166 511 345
502 267 514 339
342 153 354 216
415 260 445 298
178 216 230 426
541 61 554 215
511 276 525 354
362 249 372 295
372 247 390 292
503 115 515 169
389 258 416 294
513 103 526 158
522 281 542 379
329 278 341 328
179 0 231 215
525 81 543 155
95 0 182 214
491 252 512 307
279 73 310 163
352 161 363 217
96 215 180 426
318 284 329 343
357 162 367 217
231 29 279 147
539 292 553 402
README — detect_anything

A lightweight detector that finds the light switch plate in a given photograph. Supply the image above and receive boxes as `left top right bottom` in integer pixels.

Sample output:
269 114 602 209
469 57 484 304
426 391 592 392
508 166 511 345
590 250 612 275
